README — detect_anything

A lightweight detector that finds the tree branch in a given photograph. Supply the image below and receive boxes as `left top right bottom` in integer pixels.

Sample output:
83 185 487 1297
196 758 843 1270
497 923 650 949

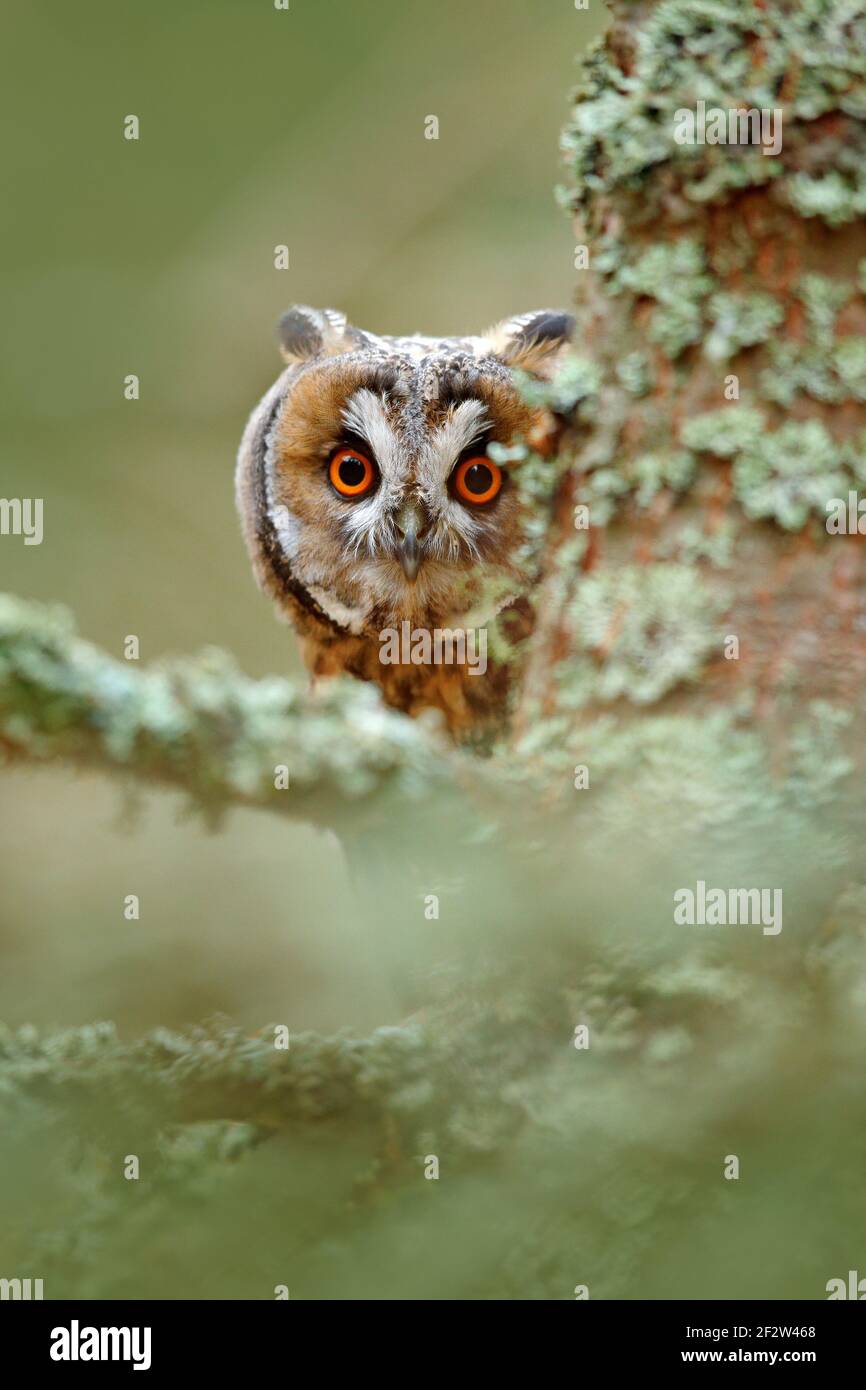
0 593 454 831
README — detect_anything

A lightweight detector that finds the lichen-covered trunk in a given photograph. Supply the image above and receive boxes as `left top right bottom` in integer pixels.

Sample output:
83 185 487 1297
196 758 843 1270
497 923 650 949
514 0 866 752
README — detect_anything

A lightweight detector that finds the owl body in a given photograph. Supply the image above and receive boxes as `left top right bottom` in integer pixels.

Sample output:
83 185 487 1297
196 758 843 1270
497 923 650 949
236 306 573 736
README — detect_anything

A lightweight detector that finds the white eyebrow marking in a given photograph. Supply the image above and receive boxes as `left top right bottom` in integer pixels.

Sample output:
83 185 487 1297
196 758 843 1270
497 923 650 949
337 389 404 559
422 399 490 484
341 389 403 483
414 400 492 562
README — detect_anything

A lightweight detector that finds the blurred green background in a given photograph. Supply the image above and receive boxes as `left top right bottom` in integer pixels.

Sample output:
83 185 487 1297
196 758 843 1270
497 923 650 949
0 0 600 1036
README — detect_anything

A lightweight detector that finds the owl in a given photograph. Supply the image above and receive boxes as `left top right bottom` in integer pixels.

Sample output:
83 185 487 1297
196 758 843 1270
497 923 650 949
236 305 574 737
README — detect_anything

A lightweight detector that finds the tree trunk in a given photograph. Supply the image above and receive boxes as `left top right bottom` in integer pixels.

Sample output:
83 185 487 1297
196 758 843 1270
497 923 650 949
515 0 866 750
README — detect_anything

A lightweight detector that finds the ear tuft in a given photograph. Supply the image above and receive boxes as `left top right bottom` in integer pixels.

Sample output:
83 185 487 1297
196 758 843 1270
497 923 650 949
276 306 365 364
486 309 576 377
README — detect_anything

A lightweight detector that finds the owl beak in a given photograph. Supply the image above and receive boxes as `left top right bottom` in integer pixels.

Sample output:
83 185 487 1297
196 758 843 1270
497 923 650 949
400 532 422 582
395 502 426 583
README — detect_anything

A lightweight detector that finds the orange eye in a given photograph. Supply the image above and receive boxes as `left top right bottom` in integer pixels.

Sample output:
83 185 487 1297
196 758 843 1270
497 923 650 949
329 447 377 498
452 455 503 506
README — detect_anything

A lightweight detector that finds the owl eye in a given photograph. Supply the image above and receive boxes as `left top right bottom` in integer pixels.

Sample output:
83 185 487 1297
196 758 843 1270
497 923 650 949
329 447 377 498
452 455 503 506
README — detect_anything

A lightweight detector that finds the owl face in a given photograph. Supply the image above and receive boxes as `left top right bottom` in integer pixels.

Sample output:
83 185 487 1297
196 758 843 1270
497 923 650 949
237 306 574 642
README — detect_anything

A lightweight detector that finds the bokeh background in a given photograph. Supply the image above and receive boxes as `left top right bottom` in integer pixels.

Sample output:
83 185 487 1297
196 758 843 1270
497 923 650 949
0 0 601 1037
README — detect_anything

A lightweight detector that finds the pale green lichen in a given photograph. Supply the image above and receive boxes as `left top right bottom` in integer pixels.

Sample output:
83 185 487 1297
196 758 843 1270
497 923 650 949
510 447 574 572
787 154 866 227
558 563 727 706
704 291 785 361
788 701 855 804
832 337 866 398
733 419 852 528
657 518 737 569
578 447 697 526
630 450 697 507
681 405 765 455
580 466 632 527
761 276 866 406
799 273 853 347
616 350 654 396
562 0 866 228
617 239 715 357
762 339 839 405
515 354 601 418
681 407 859 528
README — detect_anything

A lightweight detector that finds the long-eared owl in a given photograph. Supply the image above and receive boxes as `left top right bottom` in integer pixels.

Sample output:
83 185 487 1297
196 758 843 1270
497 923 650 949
236 305 574 737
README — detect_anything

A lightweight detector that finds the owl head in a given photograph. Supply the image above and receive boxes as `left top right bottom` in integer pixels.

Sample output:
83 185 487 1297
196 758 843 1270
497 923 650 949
236 305 575 646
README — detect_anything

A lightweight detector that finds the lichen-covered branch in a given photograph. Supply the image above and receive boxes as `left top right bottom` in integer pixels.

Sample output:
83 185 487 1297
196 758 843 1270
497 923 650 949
2 1016 435 1131
0 593 455 831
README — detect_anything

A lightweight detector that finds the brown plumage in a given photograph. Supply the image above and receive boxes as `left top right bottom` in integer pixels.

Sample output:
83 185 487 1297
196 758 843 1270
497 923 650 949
236 306 574 737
